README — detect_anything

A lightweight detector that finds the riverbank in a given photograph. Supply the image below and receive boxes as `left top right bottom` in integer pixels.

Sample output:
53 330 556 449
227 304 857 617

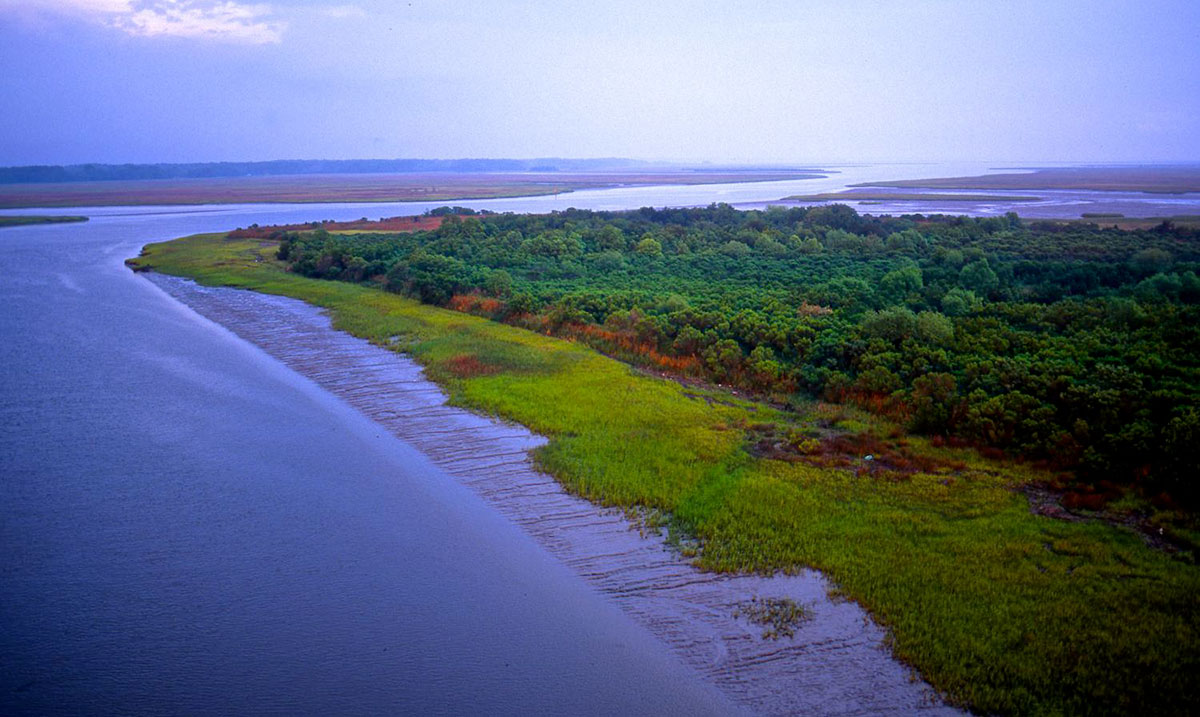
129 232 1200 715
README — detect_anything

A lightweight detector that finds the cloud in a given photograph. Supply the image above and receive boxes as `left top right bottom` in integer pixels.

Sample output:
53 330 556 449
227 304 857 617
2 0 285 44
116 1 285 43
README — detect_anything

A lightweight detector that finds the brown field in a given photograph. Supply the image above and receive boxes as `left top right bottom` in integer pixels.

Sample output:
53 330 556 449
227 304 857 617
227 214 447 237
853 165 1200 194
0 170 823 209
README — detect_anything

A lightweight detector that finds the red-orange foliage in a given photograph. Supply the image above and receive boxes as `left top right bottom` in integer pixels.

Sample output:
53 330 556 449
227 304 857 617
1062 491 1108 511
448 293 504 316
796 301 833 317
443 354 498 378
823 384 913 422
814 431 967 475
572 324 702 374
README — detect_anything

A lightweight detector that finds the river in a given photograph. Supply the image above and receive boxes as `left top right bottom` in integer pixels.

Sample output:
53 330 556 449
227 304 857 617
0 165 992 715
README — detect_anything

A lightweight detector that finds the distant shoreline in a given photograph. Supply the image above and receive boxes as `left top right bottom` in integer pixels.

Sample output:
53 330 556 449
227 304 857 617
782 191 1042 202
0 158 830 185
0 170 824 209
852 165 1200 194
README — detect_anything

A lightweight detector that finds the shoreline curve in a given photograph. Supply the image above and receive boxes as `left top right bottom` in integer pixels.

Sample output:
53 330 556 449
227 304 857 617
145 272 958 716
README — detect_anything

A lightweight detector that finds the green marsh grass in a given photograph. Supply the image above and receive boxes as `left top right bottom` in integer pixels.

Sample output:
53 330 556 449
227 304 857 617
130 233 1200 716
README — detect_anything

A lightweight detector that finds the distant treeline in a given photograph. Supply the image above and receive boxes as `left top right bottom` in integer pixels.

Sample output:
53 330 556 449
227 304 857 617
0 158 647 184
275 204 1200 508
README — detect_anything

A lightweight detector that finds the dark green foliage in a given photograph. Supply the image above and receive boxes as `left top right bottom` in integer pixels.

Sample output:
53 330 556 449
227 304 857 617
277 204 1200 506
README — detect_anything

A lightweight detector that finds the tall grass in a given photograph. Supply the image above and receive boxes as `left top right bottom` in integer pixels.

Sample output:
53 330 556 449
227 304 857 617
130 233 1200 715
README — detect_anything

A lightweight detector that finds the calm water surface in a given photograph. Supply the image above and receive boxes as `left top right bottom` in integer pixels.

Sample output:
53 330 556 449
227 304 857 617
0 165 1013 715
0 206 761 715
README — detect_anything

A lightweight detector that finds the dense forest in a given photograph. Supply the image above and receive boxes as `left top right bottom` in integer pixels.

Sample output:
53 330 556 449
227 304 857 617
272 204 1200 508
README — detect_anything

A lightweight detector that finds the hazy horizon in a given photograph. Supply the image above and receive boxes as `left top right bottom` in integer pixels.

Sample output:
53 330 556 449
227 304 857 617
7 156 1200 170
3 0 1198 166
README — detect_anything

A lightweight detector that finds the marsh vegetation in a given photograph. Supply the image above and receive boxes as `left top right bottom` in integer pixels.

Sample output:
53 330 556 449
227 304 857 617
733 597 809 640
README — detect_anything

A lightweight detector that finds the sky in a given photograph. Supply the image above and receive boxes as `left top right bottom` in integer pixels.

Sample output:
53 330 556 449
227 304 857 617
1 0 1198 166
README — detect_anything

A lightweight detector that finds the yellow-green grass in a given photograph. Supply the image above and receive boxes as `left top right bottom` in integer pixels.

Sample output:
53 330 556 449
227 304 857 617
130 233 1200 716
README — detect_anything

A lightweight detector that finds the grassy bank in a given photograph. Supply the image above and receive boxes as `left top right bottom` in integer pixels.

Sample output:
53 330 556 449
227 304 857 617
129 232 1199 715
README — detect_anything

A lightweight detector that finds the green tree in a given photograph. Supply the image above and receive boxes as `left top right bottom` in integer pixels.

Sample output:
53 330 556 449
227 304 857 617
719 240 751 257
959 259 999 295
484 269 513 297
878 265 924 306
596 225 627 252
1130 247 1173 275
635 236 664 257
910 373 958 433
915 311 954 345
941 288 981 317
861 307 918 343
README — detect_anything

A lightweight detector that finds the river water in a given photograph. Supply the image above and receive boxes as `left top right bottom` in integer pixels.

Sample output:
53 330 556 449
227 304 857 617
0 165 992 715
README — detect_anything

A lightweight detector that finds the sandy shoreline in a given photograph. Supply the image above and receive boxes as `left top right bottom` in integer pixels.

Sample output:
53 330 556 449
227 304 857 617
146 272 959 716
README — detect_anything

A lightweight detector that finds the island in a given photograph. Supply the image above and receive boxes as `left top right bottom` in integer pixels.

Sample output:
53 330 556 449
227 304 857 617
0 214 88 227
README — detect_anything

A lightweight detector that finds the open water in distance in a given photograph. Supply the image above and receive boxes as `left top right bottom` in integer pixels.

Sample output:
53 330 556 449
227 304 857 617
0 163 1012 714
5 161 1197 221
